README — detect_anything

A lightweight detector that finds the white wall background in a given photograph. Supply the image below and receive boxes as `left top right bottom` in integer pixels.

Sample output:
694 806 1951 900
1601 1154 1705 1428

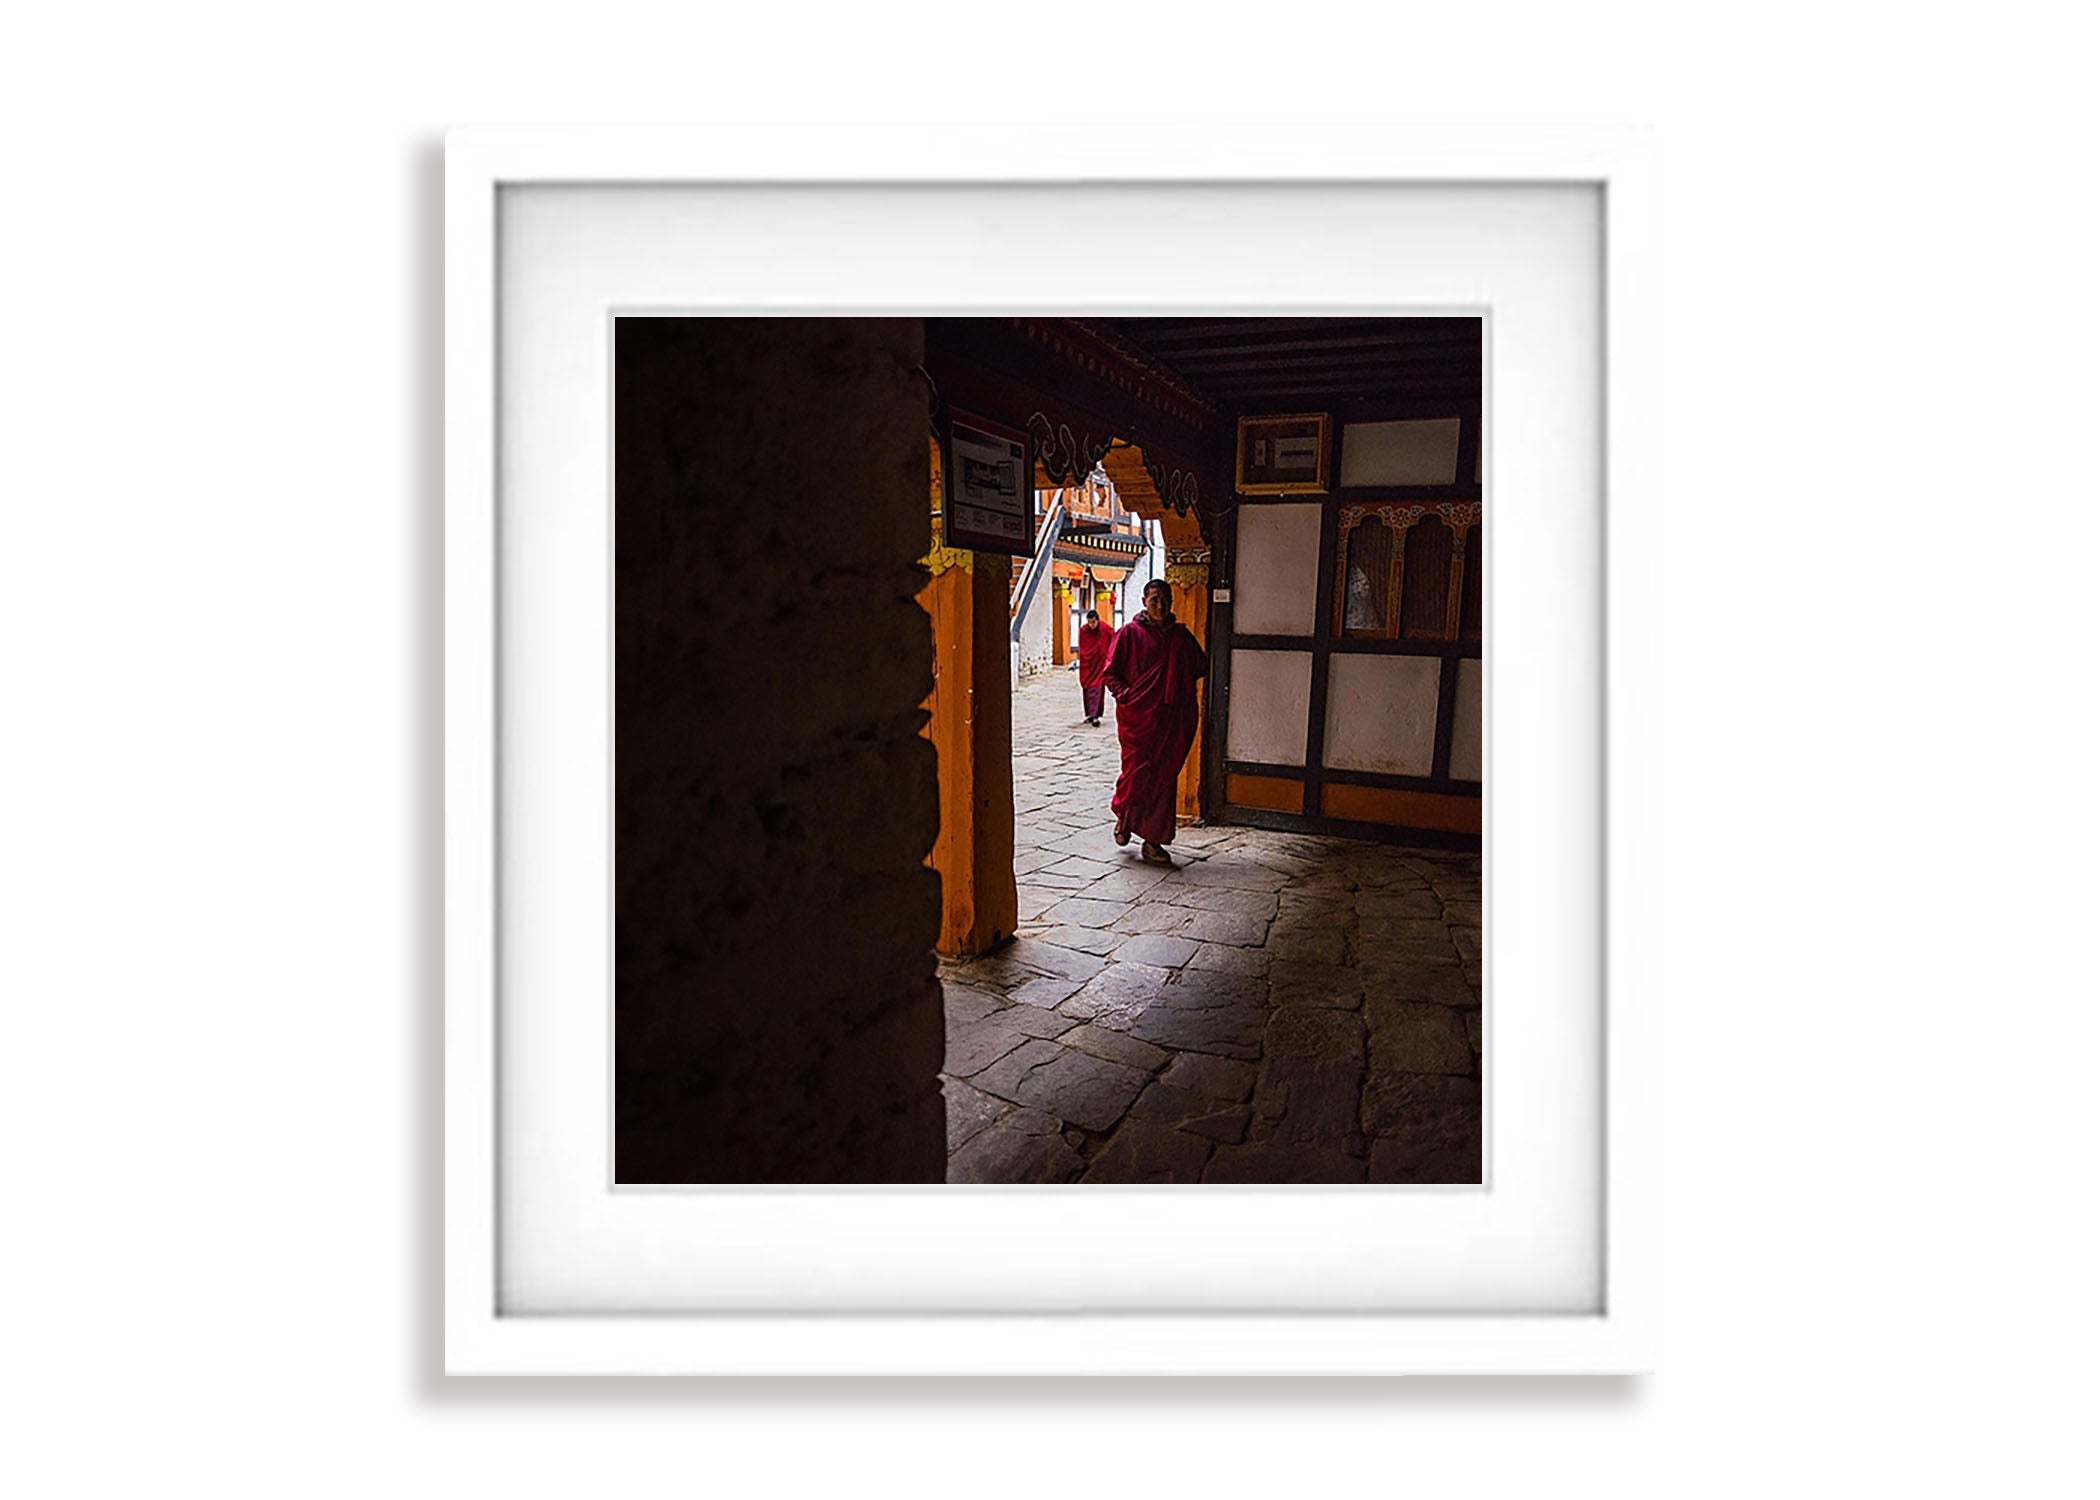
1016 568 1058 680
2 5 2095 1497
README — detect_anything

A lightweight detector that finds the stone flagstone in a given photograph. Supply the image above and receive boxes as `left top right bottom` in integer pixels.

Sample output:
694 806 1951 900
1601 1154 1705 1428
975 1042 1151 1132
942 1076 1010 1153
1129 1080 1252 1144
1112 932 1199 969
937 669 1483 1184
1158 1051 1257 1103
1038 895 1134 929
1081 1121 1214 1183
947 1107 1085 1184
942 982 1005 1028
1060 1024 1172 1072
1036 924 1123 956
1365 997 1476 1077
1204 1141 1366 1184
1248 1006 1367 1149
1176 910 1271 947
1057 960 1173 1027
945 1014 1033 1077
1124 974 1267 1061
1004 973 1087 1010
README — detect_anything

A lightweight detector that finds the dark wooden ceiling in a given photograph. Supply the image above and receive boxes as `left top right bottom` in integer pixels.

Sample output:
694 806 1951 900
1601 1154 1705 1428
1084 317 1481 412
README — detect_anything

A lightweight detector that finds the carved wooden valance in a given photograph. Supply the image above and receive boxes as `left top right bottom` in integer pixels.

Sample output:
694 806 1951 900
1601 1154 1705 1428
923 318 1219 526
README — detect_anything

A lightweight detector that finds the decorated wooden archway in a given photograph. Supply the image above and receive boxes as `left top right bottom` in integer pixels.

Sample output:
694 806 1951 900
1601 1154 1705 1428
916 318 1230 958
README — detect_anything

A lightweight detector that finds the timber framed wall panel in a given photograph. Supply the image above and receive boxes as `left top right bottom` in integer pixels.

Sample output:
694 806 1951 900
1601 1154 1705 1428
1322 653 1443 777
1224 772 1306 813
1230 501 1323 637
1321 782 1482 834
1223 648 1314 766
1338 416 1464 487
1202 335 1483 847
1448 658 1483 783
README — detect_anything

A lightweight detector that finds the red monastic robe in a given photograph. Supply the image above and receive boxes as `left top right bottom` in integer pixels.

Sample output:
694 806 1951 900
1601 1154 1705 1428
1075 620 1112 687
1104 612 1209 846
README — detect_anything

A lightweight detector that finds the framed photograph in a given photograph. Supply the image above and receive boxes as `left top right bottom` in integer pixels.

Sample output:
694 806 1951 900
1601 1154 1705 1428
1236 411 1332 494
447 125 1653 1375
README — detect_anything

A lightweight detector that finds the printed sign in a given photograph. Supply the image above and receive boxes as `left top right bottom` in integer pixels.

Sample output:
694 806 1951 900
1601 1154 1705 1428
1271 434 1320 472
944 412 1036 557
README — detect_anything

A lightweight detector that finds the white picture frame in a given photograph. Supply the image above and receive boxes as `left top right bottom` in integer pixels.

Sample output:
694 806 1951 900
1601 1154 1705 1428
446 125 1654 1376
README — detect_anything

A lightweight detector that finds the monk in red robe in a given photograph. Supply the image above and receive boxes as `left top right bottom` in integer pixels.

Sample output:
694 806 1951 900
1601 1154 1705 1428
1075 608 1111 725
1104 578 1209 865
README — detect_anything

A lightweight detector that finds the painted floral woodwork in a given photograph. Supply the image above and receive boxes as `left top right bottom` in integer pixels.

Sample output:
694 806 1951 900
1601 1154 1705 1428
1333 501 1481 639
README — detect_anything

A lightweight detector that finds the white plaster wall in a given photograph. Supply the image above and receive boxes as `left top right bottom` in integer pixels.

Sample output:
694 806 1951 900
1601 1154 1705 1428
1231 501 1323 637
1339 417 1464 487
1224 648 1313 765
1449 656 1483 782
1014 572 1057 679
1322 653 1442 776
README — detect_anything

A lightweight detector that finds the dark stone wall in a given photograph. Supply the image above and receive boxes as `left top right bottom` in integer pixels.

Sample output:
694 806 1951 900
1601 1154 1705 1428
614 317 944 1183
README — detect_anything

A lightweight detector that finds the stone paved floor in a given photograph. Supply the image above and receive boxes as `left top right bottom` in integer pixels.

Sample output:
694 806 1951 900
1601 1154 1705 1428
939 667 1483 1184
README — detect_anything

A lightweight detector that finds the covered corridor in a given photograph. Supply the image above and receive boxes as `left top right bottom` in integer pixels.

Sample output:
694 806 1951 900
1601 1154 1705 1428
614 315 1487 1186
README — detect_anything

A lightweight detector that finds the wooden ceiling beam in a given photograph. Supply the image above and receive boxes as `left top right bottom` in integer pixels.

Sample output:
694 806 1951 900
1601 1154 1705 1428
1211 384 1479 402
1119 317 1479 346
1144 340 1477 362
1196 365 1479 384
1171 350 1483 376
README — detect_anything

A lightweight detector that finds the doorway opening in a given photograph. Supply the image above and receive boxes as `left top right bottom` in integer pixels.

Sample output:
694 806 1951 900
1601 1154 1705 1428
920 319 1483 1185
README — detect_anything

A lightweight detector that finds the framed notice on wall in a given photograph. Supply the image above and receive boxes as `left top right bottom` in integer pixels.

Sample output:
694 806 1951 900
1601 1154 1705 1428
944 410 1035 555
1237 411 1333 494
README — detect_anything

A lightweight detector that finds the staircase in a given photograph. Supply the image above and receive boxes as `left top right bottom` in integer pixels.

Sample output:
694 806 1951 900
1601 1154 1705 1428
1008 492 1066 642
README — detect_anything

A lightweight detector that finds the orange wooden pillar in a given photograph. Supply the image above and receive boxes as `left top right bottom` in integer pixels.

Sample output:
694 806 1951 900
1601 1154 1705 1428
918 443 1018 959
1163 540 1211 825
1050 579 1072 666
